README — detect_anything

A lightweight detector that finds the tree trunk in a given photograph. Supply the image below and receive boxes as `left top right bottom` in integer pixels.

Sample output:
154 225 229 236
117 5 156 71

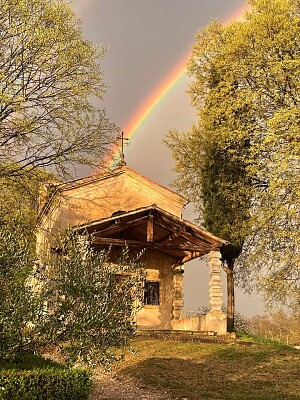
227 259 235 332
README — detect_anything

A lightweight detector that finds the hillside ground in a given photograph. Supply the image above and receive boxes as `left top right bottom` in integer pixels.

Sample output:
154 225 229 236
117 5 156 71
90 335 300 400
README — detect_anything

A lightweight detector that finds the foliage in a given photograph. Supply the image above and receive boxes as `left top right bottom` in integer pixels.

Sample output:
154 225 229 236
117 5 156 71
232 311 251 334
0 352 63 371
166 61 253 254
37 231 145 368
0 168 53 247
247 311 300 346
165 21 254 331
0 0 116 180
0 178 36 236
231 0 300 311
0 223 40 360
166 0 300 311
0 224 145 369
0 353 91 400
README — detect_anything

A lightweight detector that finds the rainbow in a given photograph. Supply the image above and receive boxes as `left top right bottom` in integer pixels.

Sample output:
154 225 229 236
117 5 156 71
109 2 249 165
122 54 190 143
110 4 248 164
73 1 249 166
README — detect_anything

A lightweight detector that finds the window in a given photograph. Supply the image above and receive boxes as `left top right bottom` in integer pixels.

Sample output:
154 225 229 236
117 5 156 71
144 281 160 305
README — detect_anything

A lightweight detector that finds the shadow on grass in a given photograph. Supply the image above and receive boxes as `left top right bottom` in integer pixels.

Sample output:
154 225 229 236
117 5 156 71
0 352 64 371
119 347 300 400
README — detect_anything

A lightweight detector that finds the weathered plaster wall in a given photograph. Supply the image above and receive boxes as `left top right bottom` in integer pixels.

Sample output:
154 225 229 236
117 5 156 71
36 169 229 333
37 169 185 259
58 172 184 223
137 250 179 329
171 314 226 335
171 316 206 332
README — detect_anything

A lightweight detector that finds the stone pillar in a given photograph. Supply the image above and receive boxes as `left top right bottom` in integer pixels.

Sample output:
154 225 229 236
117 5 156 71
208 250 223 312
172 265 184 320
204 250 226 334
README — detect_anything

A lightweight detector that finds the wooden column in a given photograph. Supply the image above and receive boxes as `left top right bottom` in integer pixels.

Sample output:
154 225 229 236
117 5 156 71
147 215 153 242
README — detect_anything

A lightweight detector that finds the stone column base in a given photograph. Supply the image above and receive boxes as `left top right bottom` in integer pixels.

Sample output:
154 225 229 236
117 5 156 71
202 311 227 335
172 266 184 320
171 311 226 335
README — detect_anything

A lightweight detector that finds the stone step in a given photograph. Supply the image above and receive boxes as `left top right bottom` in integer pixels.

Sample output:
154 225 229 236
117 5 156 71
136 329 255 345
137 328 217 336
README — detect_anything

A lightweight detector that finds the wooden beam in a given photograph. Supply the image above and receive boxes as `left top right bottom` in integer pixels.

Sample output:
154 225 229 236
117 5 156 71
93 215 150 237
154 215 217 248
178 231 215 249
179 251 203 264
154 212 221 247
92 236 206 252
179 247 220 264
153 214 184 233
147 215 153 242
154 221 215 250
156 231 180 243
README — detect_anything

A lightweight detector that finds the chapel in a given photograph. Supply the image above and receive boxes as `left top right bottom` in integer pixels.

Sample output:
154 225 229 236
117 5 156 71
36 165 227 334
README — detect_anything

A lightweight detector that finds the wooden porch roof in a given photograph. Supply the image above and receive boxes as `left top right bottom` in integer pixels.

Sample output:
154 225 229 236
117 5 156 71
75 205 227 264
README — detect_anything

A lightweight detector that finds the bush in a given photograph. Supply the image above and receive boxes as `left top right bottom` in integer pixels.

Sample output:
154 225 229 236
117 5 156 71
0 369 91 400
248 311 300 346
0 223 145 369
0 223 40 359
37 231 145 368
234 311 250 333
0 354 91 400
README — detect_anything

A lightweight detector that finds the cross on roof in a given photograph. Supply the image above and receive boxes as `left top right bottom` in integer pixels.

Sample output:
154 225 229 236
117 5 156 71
117 131 129 166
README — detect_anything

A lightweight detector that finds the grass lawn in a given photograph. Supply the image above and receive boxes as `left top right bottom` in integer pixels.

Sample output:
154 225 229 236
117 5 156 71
112 336 300 400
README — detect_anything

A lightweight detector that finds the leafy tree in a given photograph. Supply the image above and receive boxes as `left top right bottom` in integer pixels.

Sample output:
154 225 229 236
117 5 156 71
166 0 300 322
0 228 145 369
37 231 145 368
166 21 254 331
0 223 40 359
0 169 54 247
167 116 252 331
0 175 51 358
0 0 115 180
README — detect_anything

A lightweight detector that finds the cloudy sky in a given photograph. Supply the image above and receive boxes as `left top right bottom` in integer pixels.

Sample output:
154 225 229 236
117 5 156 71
72 0 264 316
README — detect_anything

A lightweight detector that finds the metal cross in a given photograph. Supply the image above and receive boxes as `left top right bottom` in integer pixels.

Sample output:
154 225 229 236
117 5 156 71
117 131 129 166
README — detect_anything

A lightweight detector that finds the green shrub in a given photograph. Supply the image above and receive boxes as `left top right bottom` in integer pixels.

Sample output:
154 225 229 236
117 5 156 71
0 223 40 359
0 368 91 400
38 232 145 368
0 353 91 400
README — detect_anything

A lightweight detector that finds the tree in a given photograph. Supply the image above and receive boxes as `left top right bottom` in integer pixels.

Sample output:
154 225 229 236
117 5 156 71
0 172 46 358
0 222 40 359
166 0 300 319
166 20 254 331
0 0 116 180
0 169 53 247
37 231 145 368
0 228 145 368
166 97 253 331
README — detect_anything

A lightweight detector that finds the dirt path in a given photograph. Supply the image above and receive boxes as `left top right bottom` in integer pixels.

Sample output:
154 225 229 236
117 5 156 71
90 374 173 400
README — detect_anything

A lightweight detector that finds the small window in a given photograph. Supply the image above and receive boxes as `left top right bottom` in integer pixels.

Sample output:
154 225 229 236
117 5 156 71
144 281 160 305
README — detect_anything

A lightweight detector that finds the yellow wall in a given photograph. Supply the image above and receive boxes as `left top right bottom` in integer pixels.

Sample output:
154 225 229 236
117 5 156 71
37 168 186 259
36 168 185 328
137 250 178 329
